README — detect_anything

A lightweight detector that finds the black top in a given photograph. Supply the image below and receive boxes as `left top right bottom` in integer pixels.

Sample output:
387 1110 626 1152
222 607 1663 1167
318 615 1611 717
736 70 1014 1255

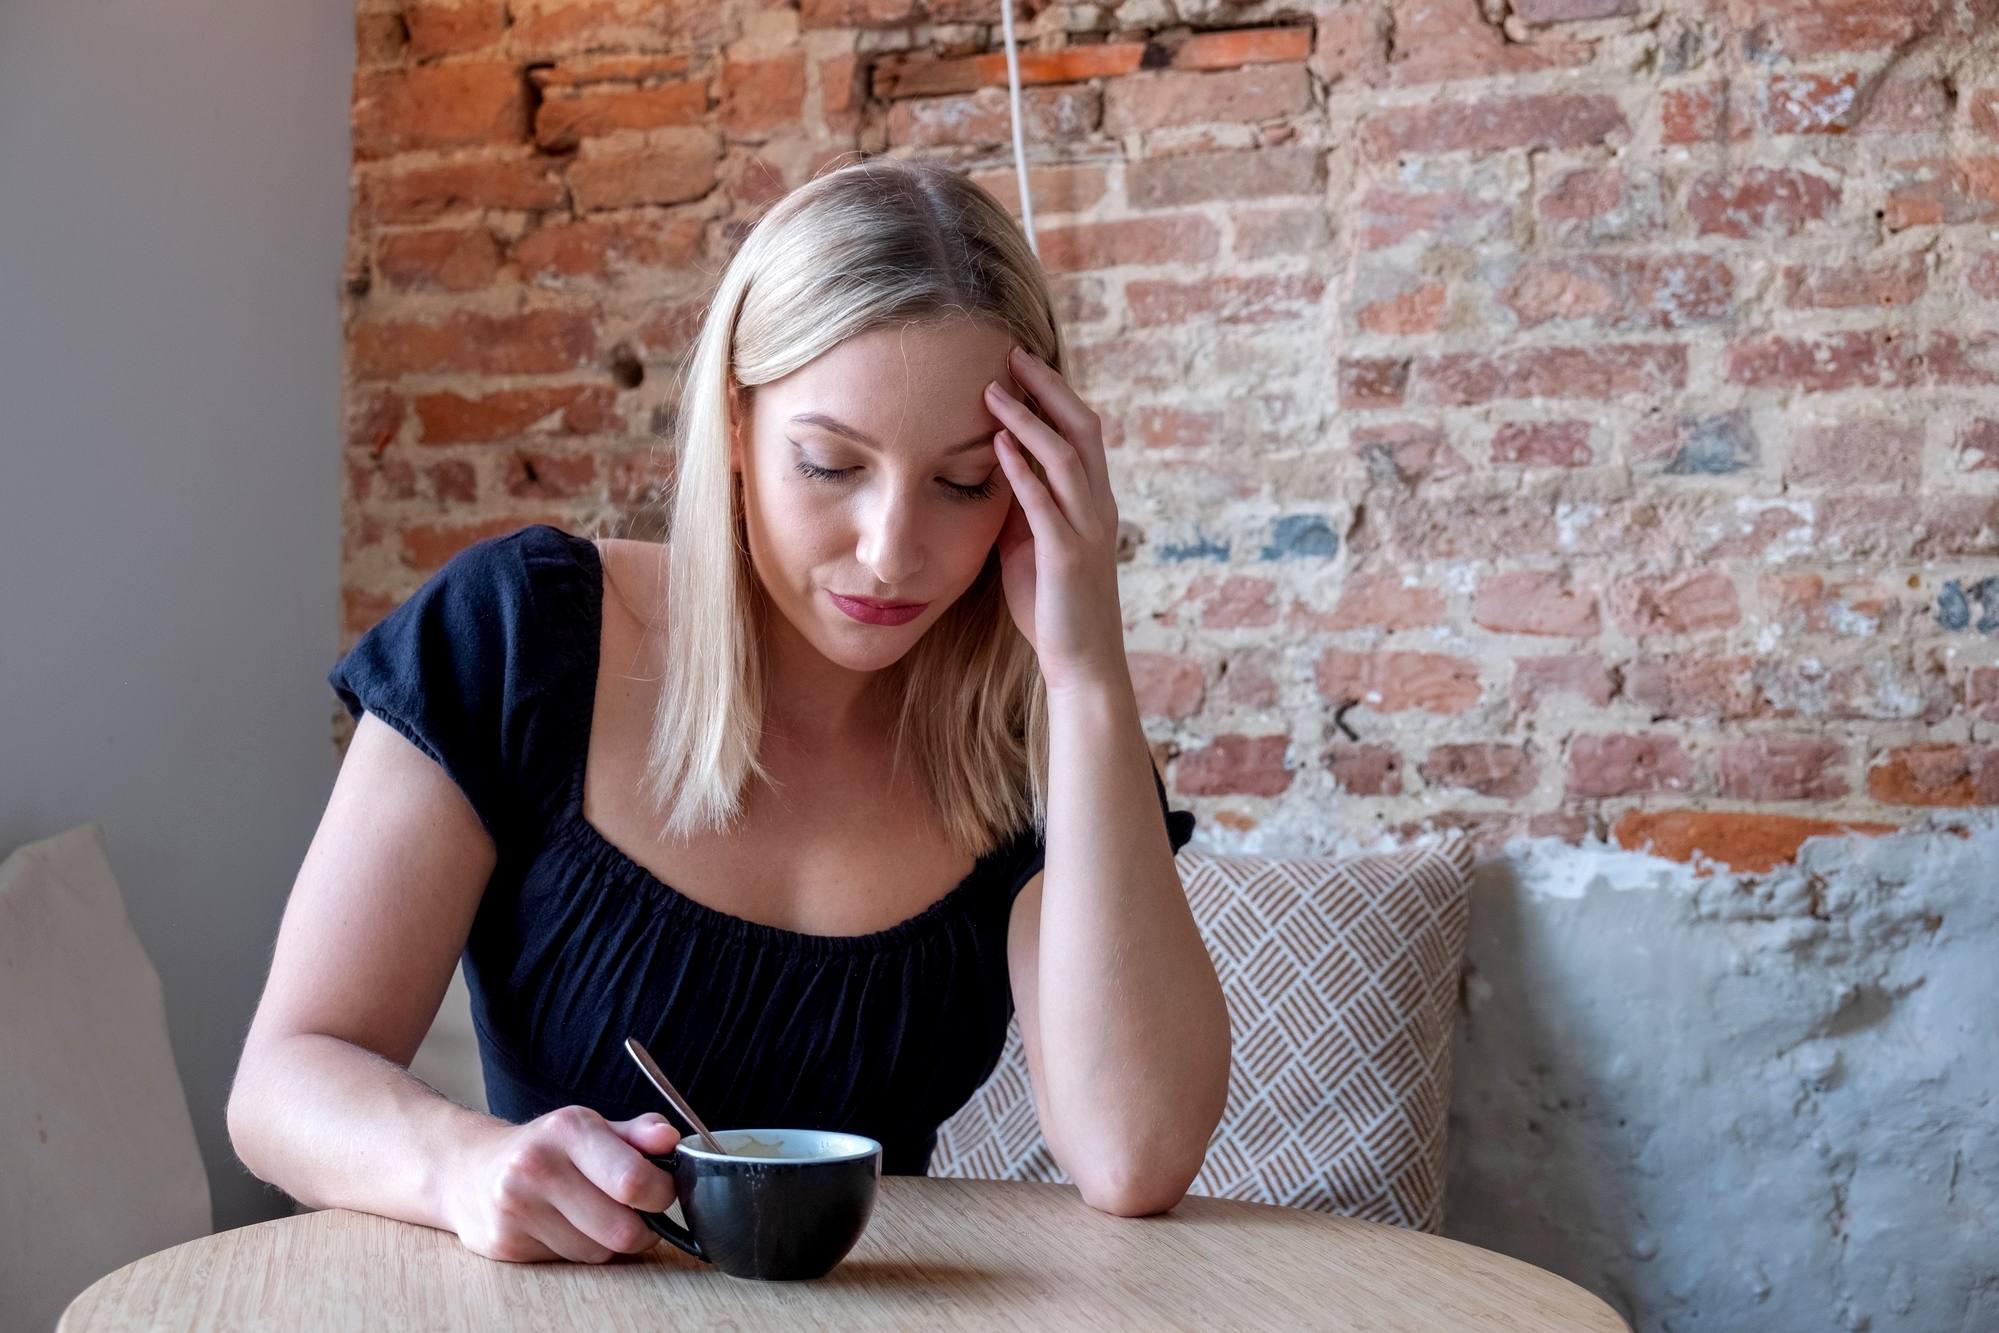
330 526 1192 1175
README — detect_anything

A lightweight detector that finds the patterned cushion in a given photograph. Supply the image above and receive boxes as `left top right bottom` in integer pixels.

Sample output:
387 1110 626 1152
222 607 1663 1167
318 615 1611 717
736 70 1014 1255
930 838 1474 1232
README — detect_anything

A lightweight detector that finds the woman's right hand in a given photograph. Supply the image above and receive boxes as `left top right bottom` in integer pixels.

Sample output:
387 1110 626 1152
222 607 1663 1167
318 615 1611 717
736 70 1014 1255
441 1107 681 1263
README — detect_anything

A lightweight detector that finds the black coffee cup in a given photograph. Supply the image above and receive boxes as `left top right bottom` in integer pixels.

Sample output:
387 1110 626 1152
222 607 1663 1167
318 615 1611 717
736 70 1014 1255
640 1128 882 1280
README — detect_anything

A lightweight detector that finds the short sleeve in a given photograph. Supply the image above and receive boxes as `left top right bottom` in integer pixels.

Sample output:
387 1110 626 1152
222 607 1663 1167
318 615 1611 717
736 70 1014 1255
328 526 596 850
1002 766 1195 900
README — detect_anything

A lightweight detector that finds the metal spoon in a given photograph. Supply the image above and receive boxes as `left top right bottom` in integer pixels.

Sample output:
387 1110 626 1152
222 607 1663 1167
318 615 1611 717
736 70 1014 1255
623 1037 730 1156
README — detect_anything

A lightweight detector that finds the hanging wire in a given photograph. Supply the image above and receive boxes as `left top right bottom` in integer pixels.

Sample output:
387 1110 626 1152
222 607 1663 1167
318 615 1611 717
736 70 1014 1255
999 0 1038 256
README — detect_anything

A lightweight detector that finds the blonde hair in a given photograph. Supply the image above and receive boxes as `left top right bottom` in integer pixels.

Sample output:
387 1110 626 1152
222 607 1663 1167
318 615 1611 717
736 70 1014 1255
649 160 1060 858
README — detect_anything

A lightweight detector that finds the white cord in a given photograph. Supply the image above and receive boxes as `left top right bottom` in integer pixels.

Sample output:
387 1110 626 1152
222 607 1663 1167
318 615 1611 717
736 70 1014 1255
999 0 1038 256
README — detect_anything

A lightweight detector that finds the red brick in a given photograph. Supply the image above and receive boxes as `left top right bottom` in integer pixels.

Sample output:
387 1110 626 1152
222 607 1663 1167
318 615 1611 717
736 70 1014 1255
636 300 708 363
1566 734 1692 799
969 164 1108 219
348 391 406 452
351 309 598 379
1783 253 1927 309
1882 157 1999 230
800 0 916 27
533 82 707 151
349 455 415 503
1218 650 1281 709
1310 3 1390 88
1129 652 1206 719
375 228 504 293
1339 358 1409 410
889 86 1100 148
1195 576 1279 629
1127 275 1323 328
401 515 563 571
1490 420 1593 468
1104 65 1310 135
1512 0 1637 17
1416 344 1687 405
529 54 693 90
362 157 568 223
606 448 675 505
1856 78 1951 134
413 385 618 445
1125 148 1322 209
1728 0 1946 59
1348 422 1464 482
403 1 506 58
1502 255 1732 331
1315 648 1481 713
1323 742 1403 796
343 587 398 637
721 56 806 137
1175 734 1294 797
1613 810 1893 874
1868 743 1999 806
873 45 1143 99
1716 738 1849 801
1761 574 1895 634
1969 667 1999 720
355 12 409 66
1359 188 1503 250
1610 568 1741 637
1764 71 1861 135
1173 28 1313 71
504 450 597 498
1473 570 1600 637
1362 93 1626 161
425 459 478 504
352 64 528 161
1961 419 1999 471
1921 331 1999 387
1660 84 1754 145
1421 743 1537 798
1969 251 1999 300
1351 496 1558 562
1786 420 1923 488
514 215 704 285
1724 330 1919 392
1037 217 1218 274
1687 168 1840 238
1133 407 1220 450
1321 573 1446 630
1816 495 1999 560
566 131 719 211
1388 0 1592 85
1356 281 1446 335
1513 654 1615 709
507 0 721 53
1624 655 1762 719
1539 167 1622 221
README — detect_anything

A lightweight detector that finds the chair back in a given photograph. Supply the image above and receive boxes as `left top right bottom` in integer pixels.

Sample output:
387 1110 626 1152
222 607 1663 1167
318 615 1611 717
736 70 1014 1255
0 826 210 1333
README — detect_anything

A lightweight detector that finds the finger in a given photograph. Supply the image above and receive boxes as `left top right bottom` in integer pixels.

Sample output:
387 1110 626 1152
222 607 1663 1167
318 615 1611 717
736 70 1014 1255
568 1116 679 1215
994 432 1070 544
608 1113 682 1159
985 382 1094 527
537 1151 663 1257
1007 347 1110 492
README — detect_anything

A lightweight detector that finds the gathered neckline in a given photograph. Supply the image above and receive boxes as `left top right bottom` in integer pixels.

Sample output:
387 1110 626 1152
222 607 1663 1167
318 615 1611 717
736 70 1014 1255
552 533 1016 954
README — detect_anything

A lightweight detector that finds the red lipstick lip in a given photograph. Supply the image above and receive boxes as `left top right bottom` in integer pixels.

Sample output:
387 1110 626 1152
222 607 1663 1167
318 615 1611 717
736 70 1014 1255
827 592 929 627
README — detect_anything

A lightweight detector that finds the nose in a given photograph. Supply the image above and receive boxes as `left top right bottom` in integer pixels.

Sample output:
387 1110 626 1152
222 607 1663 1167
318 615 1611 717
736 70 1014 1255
853 479 926 588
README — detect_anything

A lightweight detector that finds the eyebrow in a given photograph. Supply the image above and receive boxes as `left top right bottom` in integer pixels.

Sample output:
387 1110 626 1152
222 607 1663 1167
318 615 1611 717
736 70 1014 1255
789 412 995 458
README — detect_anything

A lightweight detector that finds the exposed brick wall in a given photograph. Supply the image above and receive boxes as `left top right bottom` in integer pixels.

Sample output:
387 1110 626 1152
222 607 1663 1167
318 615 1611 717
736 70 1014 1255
342 0 1999 860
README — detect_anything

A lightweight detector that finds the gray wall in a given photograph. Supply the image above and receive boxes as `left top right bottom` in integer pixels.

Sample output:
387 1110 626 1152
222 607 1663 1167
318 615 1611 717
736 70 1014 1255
0 0 350 1231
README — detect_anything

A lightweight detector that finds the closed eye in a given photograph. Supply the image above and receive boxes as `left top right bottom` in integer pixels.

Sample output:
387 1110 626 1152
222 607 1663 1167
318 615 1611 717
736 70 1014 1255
942 474 1000 502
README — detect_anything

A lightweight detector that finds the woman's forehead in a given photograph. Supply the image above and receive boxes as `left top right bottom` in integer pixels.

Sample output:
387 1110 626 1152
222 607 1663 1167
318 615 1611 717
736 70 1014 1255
757 322 1019 447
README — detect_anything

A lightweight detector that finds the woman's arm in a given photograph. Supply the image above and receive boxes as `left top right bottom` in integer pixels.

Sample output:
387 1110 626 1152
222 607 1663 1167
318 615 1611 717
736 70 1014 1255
227 713 678 1261
987 348 1231 1217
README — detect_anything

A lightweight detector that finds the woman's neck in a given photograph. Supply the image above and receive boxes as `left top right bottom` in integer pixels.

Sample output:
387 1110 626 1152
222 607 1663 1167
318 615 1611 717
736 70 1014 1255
757 600 891 746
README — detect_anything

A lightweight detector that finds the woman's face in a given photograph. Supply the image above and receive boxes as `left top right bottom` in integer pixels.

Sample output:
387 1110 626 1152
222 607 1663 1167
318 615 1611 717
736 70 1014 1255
735 320 1020 675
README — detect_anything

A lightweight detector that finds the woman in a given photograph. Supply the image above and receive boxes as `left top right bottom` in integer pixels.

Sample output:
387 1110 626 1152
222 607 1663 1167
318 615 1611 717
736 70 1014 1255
228 161 1230 1264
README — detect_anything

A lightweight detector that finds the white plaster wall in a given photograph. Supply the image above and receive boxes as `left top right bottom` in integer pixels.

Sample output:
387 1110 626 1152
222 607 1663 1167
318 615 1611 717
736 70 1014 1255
1444 822 1999 1332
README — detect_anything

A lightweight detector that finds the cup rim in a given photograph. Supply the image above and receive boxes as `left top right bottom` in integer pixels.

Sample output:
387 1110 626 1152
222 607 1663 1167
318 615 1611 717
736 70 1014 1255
676 1128 883 1165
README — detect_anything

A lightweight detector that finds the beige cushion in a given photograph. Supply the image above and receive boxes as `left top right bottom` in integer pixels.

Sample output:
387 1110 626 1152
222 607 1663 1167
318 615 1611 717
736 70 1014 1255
0 826 210 1333
932 839 1473 1232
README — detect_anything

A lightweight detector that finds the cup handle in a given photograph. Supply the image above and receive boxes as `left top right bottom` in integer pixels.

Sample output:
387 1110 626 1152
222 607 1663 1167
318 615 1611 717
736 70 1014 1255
638 1151 705 1262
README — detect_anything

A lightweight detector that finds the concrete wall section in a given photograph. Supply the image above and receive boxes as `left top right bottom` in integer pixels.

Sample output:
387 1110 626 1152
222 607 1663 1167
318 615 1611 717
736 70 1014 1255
0 1 350 1230
1444 822 1999 1333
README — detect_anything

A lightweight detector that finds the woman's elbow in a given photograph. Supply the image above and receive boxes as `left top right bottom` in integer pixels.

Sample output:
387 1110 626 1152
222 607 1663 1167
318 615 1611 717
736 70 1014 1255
1071 1148 1204 1217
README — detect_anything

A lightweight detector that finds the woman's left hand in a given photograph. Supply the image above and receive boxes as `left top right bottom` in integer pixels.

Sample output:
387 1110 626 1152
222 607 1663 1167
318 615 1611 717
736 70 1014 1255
986 347 1126 694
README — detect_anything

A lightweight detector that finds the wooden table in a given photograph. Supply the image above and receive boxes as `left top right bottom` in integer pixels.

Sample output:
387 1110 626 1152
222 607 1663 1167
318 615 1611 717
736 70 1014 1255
62 1178 1627 1331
